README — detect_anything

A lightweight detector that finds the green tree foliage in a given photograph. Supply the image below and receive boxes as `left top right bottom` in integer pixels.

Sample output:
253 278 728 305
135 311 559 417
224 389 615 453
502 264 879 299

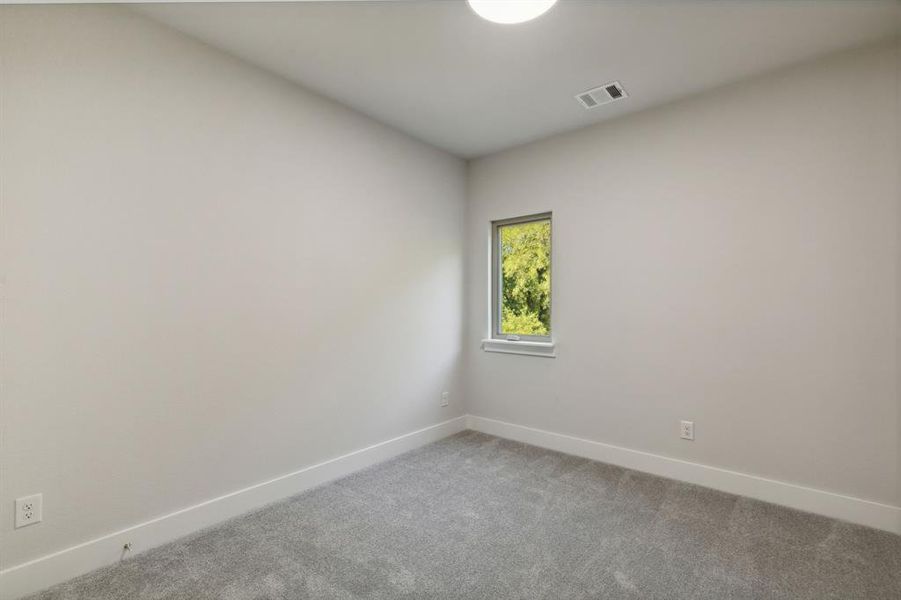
500 220 551 335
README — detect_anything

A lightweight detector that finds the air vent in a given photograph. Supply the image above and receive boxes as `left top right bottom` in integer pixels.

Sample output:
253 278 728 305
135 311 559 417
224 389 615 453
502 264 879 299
575 81 628 110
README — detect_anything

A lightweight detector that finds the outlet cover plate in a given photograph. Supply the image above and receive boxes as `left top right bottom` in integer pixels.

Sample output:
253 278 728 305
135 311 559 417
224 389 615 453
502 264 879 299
15 493 42 528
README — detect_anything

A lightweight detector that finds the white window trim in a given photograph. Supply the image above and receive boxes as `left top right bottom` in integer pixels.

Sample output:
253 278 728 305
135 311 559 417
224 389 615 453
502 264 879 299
490 212 553 346
481 338 556 358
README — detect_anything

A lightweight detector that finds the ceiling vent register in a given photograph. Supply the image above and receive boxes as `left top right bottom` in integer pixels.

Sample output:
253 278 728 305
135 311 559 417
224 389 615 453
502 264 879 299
576 81 627 109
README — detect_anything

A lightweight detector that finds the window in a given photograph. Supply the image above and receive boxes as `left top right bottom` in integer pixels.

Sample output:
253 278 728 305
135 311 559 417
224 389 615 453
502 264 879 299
491 213 552 342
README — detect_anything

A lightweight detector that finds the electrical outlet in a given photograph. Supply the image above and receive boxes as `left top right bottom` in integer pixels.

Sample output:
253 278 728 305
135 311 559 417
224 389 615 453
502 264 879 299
15 494 42 528
680 420 695 441
440 391 449 407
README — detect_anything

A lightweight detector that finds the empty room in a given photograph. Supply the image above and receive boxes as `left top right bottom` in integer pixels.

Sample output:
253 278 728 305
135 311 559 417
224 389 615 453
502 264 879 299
1 0 900 598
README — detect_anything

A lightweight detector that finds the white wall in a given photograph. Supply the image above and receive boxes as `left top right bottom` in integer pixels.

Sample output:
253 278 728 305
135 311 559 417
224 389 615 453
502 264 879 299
465 40 901 508
0 5 466 569
2 3 899 584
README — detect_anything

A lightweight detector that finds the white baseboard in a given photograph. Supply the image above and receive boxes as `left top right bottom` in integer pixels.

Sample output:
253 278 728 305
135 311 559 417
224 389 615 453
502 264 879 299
5 413 898 599
0 415 467 600
466 414 901 535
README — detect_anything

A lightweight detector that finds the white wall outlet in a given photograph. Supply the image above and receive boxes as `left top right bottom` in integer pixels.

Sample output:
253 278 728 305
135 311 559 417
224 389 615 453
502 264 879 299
440 391 449 407
15 494 42 528
680 420 695 441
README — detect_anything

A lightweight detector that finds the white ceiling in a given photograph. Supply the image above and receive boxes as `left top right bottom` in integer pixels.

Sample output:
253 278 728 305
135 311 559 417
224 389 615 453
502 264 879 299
138 1 901 158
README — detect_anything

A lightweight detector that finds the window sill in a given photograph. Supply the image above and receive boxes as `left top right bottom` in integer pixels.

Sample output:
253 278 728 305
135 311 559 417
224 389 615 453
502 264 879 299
481 338 556 358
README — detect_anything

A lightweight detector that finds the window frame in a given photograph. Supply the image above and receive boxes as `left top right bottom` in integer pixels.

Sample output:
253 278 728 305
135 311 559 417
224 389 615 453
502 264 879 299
491 212 553 343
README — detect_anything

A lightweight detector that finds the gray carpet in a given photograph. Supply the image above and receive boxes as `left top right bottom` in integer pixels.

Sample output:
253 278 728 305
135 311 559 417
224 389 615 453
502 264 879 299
29 431 901 599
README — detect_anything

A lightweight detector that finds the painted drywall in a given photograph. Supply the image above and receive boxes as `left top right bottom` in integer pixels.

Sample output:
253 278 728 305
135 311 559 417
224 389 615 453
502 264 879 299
465 39 901 509
1 3 899 584
895 35 901 524
0 5 466 569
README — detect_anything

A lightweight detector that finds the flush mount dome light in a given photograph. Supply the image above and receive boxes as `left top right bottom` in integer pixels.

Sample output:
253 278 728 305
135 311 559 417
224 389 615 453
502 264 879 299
468 0 557 24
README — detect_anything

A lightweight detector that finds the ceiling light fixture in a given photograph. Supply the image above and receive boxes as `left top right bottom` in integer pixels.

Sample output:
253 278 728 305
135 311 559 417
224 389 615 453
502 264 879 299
468 0 558 25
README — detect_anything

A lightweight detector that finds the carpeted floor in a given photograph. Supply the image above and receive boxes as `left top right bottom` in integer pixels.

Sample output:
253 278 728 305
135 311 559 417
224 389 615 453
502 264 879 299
30 431 901 599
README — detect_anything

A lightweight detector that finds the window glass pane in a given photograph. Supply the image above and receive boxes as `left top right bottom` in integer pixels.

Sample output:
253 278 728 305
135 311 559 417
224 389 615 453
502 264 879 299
499 219 551 336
